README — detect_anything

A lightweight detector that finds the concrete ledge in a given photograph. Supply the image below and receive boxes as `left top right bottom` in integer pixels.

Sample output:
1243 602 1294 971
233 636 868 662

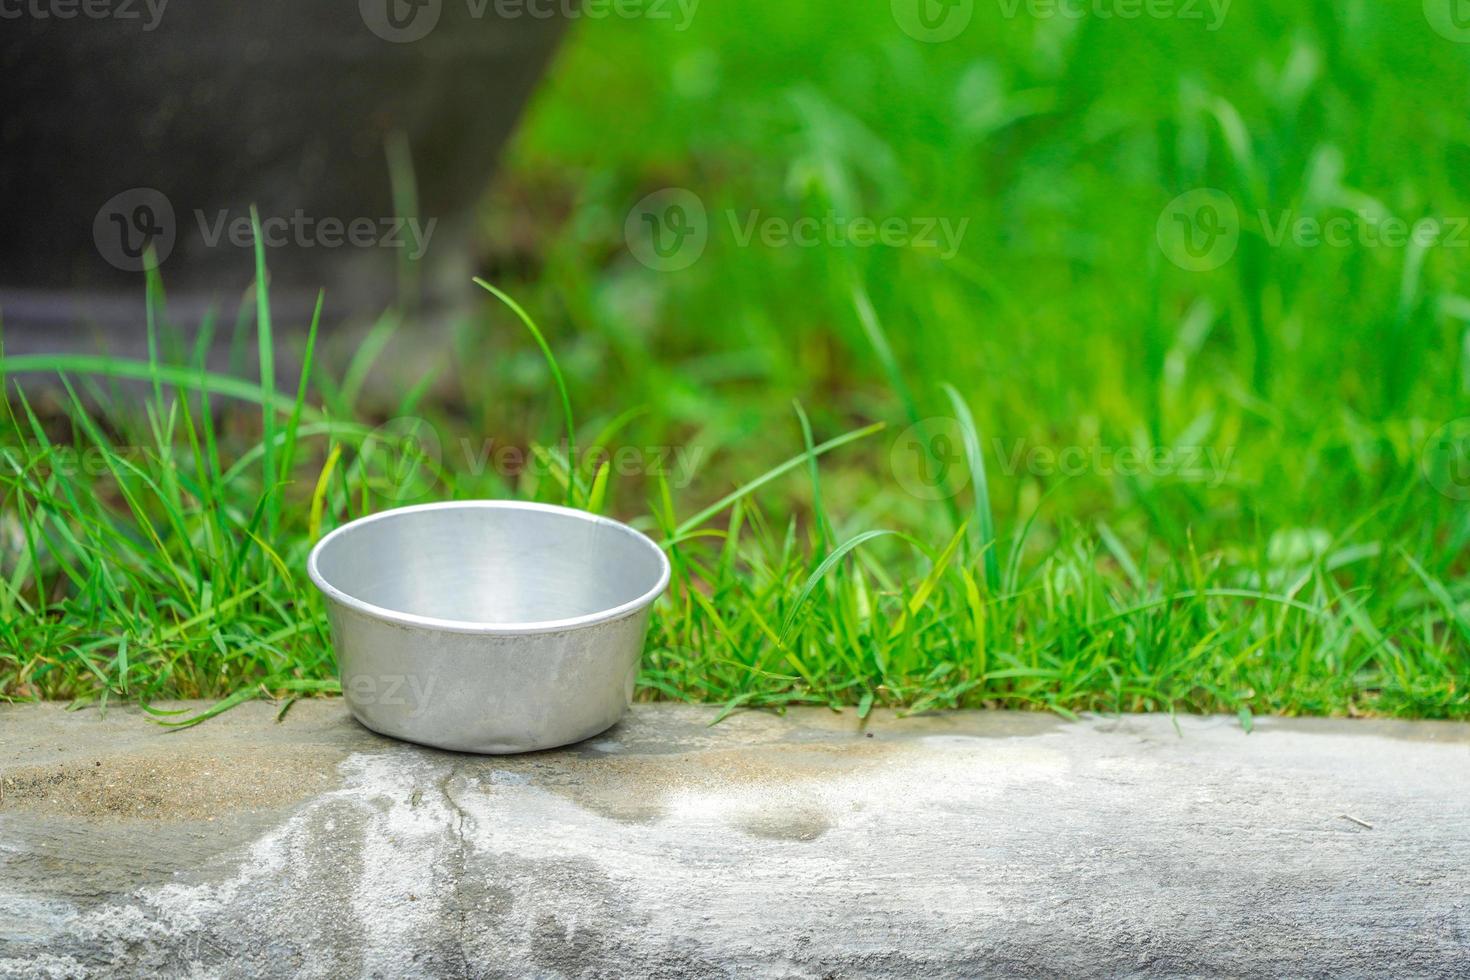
1 701 1467 978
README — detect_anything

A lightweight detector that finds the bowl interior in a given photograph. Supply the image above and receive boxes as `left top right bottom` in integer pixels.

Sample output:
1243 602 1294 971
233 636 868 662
312 504 666 627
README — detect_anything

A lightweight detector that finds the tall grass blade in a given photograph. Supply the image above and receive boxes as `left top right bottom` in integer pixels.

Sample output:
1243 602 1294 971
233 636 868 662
474 279 577 508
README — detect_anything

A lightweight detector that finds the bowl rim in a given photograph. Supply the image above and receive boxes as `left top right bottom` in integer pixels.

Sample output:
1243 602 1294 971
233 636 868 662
306 499 671 635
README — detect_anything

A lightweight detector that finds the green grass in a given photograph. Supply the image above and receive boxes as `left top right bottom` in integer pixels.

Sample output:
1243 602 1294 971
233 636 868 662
2 1 1468 719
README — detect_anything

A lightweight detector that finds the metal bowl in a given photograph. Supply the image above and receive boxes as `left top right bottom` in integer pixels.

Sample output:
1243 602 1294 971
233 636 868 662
307 500 670 754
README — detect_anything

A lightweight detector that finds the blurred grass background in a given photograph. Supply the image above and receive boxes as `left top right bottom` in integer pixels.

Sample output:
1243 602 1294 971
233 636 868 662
3 0 1468 719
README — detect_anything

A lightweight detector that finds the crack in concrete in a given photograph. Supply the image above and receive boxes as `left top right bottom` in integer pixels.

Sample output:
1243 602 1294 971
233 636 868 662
437 765 475 979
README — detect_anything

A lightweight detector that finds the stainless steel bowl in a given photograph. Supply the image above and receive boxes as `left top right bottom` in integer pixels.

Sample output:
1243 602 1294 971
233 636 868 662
307 500 670 754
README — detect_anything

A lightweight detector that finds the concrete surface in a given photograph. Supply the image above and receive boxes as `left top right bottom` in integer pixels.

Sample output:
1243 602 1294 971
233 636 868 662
1 702 1467 979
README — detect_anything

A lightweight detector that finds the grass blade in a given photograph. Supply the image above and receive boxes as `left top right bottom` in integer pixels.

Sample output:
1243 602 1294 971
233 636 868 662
673 422 885 539
474 279 576 508
941 383 998 592
250 207 279 540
